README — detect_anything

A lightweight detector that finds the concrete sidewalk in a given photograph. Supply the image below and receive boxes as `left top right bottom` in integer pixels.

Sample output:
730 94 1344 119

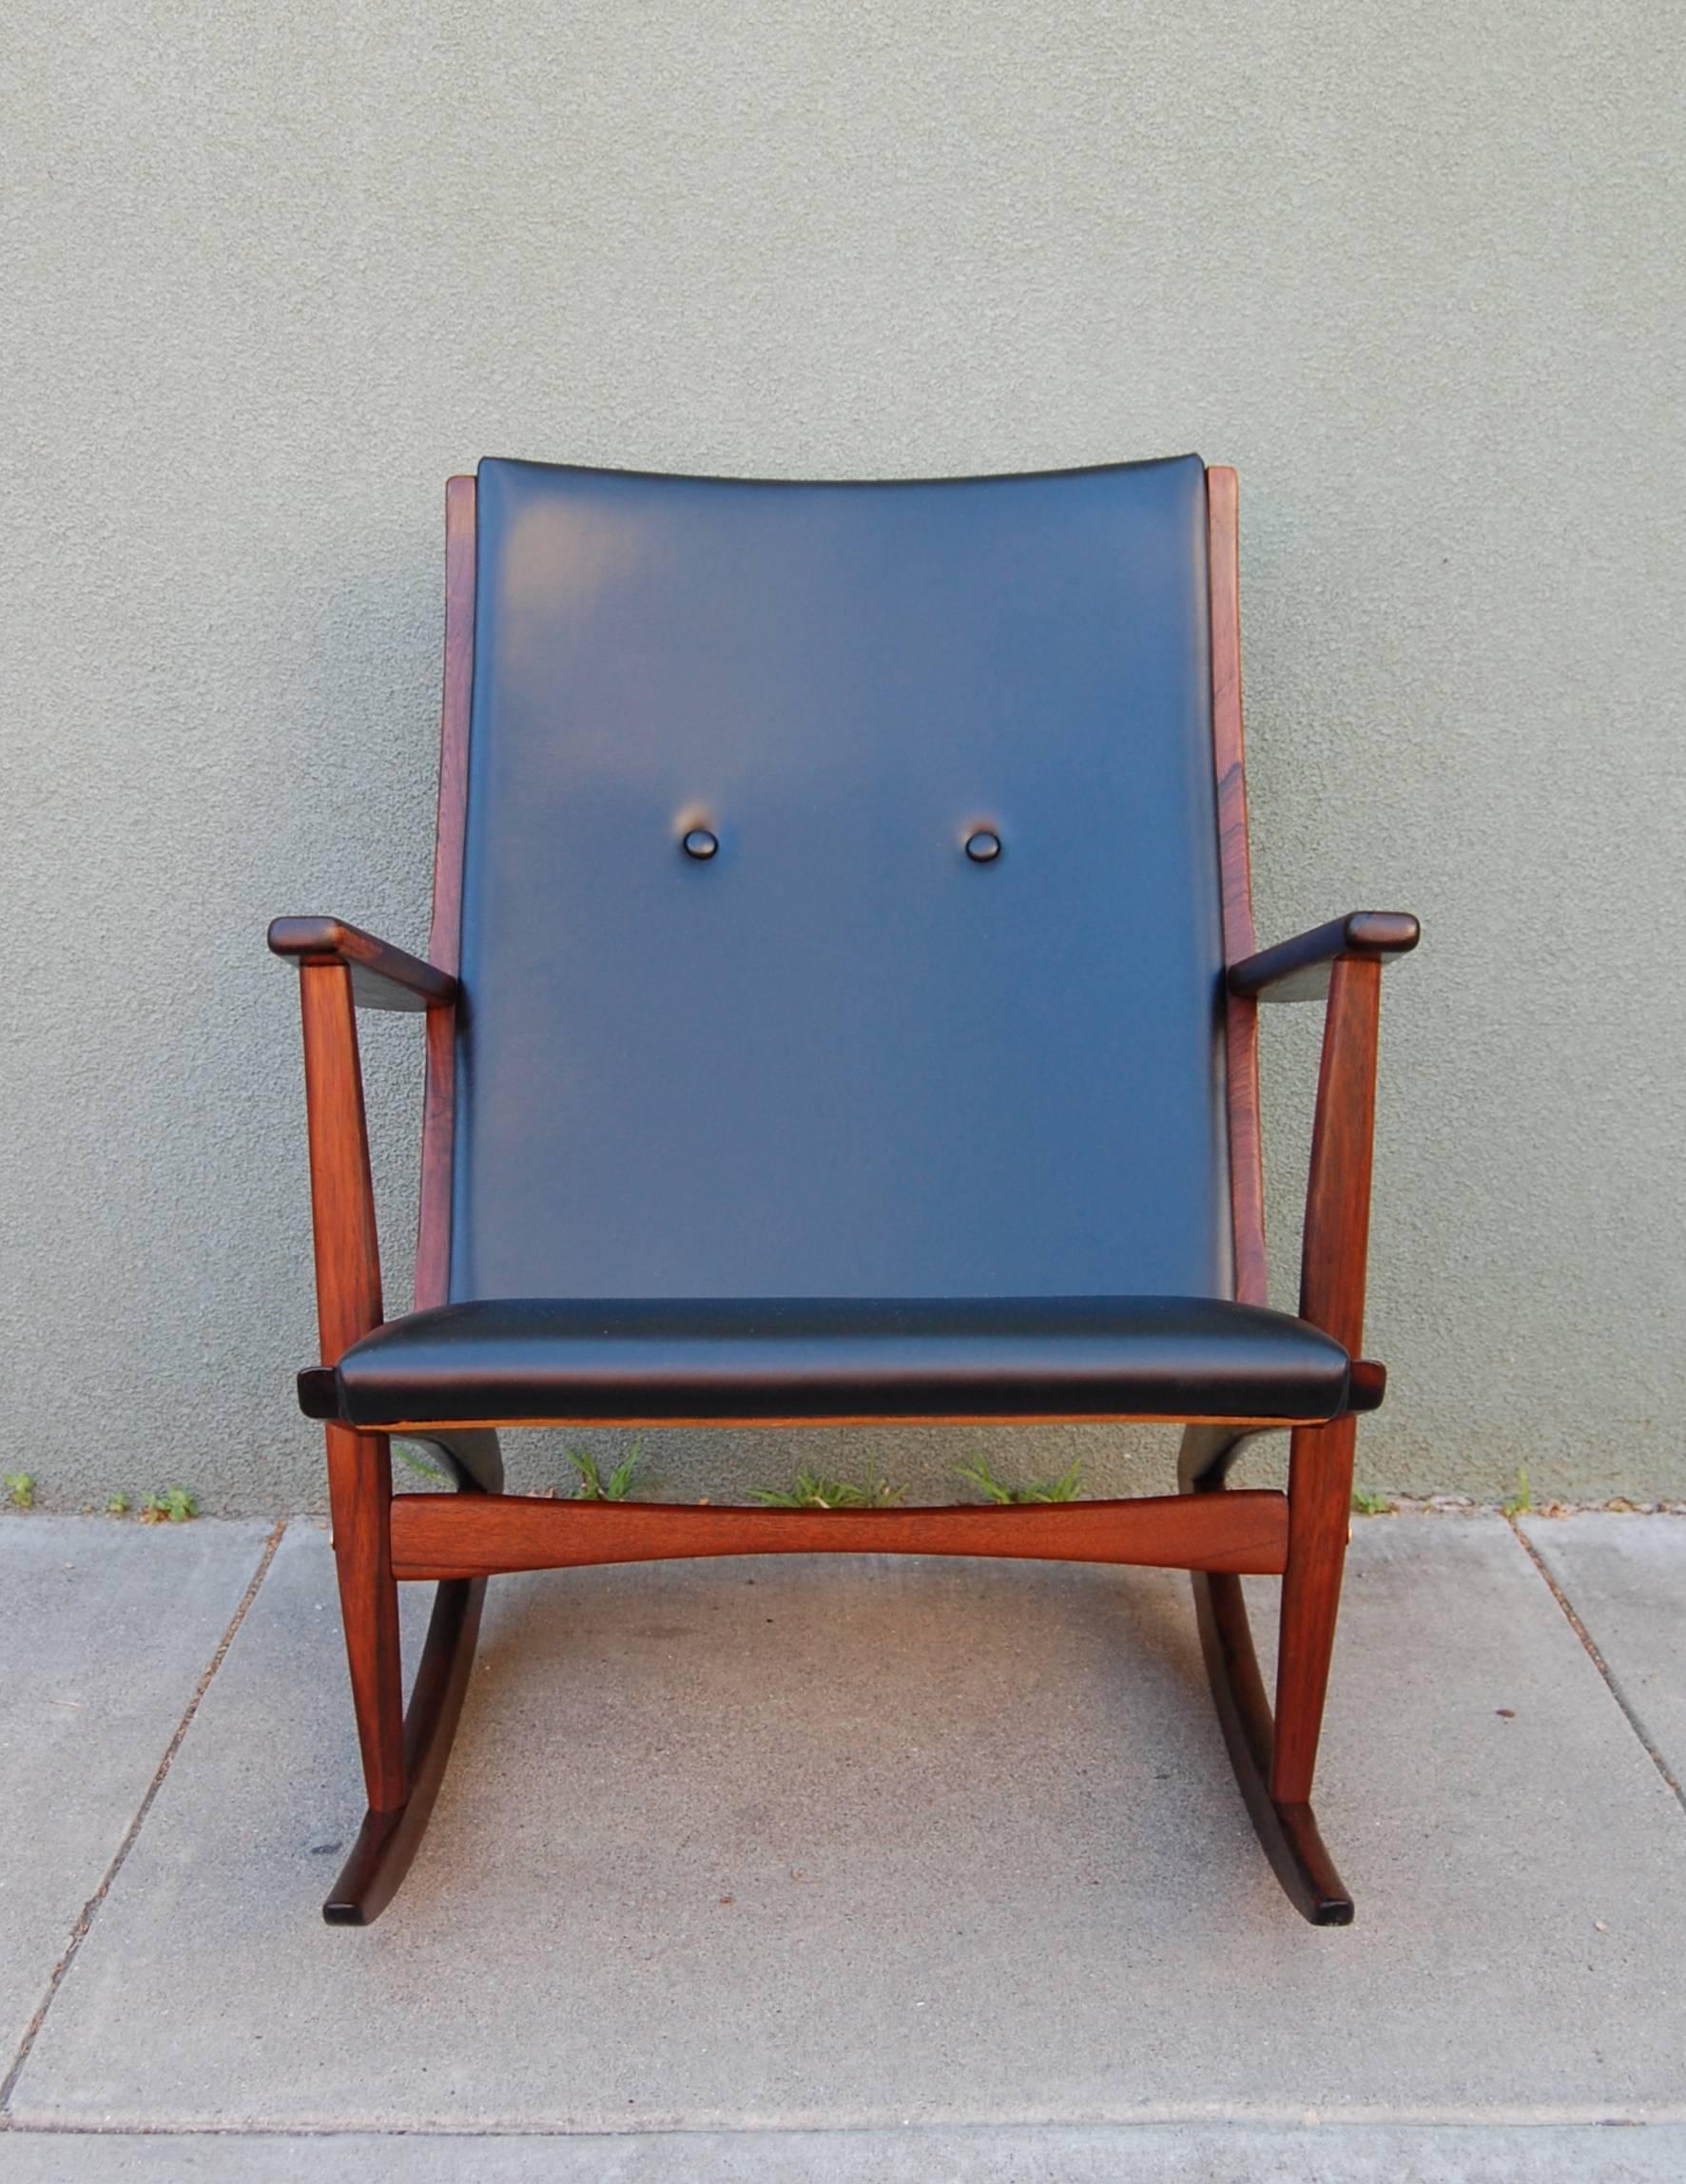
0 1510 1681 2179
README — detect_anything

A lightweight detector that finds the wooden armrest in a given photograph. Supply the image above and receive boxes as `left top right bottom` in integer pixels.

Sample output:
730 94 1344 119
1229 913 1420 1005
267 918 457 1013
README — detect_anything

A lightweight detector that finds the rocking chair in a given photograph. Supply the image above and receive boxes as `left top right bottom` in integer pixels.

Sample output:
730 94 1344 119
269 454 1419 1926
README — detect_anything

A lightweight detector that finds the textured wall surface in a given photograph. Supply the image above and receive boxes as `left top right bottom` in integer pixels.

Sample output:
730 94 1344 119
5 1 1681 1513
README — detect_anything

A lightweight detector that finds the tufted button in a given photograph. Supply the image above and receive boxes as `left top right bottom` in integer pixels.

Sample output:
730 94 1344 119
964 829 1002 863
682 827 719 860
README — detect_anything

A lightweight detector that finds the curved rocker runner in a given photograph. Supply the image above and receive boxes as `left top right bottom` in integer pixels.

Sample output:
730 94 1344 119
268 455 1420 1925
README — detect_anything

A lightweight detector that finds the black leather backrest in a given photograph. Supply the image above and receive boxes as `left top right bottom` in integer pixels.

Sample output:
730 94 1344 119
454 455 1231 1302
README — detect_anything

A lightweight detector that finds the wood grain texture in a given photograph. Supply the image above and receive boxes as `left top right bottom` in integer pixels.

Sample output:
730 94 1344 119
416 1005 456 1314
388 1488 1289 1582
323 1573 485 1923
297 959 403 1808
1190 1565 1353 1923
323 1426 405 1810
1270 1415 1358 1805
298 962 383 1361
415 474 475 1312
1176 1434 1355 1922
267 918 456 1011
1229 911 1421 1005
428 475 477 981
1271 954 1383 1802
1297 955 1383 1355
1207 467 1269 1308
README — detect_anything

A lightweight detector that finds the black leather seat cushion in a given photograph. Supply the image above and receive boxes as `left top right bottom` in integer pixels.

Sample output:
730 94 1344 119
322 1297 1350 1426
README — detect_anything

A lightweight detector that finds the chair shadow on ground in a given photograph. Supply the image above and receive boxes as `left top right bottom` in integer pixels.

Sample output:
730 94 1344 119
390 1537 1282 1928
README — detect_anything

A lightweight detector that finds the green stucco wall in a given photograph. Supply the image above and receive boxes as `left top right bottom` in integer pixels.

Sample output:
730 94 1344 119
5 2 1681 1510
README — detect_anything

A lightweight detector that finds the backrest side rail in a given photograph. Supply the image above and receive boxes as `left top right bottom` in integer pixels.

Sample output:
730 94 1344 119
415 474 476 1311
1207 466 1269 1305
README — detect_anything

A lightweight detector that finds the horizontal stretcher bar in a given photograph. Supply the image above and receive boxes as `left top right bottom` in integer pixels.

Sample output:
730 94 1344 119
388 1489 1290 1582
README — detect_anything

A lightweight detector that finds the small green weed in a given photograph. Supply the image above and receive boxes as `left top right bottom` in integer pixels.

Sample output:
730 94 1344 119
5 1473 35 1510
393 1443 448 1482
107 1493 131 1516
751 1468 904 1510
1350 1487 1393 1517
141 1487 199 1524
1502 1465 1532 1519
957 1456 1085 1504
564 1442 643 1501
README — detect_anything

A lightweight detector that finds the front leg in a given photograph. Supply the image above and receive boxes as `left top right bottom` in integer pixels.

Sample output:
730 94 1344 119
325 1424 404 1812
1179 1423 1355 1923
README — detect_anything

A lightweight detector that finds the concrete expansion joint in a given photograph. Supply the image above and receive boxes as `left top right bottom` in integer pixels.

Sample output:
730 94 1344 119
0 1520 287 2116
1506 1515 1686 1816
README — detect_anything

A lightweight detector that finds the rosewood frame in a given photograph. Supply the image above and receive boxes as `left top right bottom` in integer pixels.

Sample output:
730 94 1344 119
271 465 1416 1926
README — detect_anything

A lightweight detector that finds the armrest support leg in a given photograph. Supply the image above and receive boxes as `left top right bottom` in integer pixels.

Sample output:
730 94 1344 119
1272 955 1383 1803
299 962 384 1359
297 963 404 1809
1298 955 1382 1355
